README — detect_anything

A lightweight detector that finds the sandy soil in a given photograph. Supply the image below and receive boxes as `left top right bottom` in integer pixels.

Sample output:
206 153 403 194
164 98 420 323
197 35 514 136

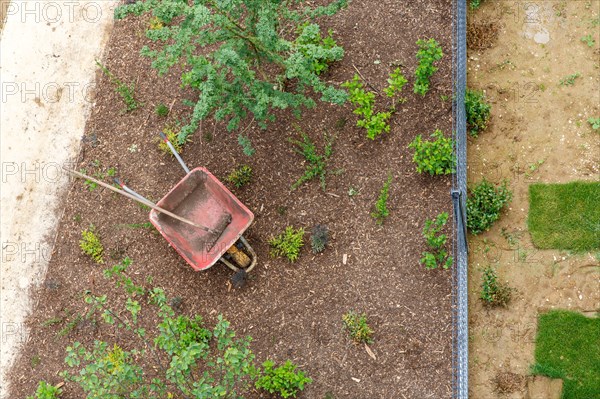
467 1 600 398
0 1 116 396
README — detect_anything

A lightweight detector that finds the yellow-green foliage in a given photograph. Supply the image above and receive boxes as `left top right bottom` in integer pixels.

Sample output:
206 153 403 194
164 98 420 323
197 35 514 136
269 227 305 262
342 311 374 344
80 225 104 264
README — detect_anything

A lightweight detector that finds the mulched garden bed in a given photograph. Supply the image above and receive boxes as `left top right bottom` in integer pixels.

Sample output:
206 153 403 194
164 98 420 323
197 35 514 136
9 1 454 397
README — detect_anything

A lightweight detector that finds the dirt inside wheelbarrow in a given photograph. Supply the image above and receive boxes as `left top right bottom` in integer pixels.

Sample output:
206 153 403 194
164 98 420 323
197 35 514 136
8 1 454 398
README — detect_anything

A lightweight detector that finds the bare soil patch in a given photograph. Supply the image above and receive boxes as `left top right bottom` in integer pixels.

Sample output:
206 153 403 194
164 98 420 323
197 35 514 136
8 1 456 398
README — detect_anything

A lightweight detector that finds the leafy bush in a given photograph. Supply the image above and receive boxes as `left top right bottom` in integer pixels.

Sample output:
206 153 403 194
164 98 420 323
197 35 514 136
480 266 512 307
467 179 512 234
227 165 253 188
114 0 348 144
465 89 491 137
255 360 312 398
57 260 258 398
371 174 393 224
290 129 334 191
269 227 305 262
588 117 600 130
407 129 455 175
26 381 62 399
237 134 256 157
311 224 329 254
343 68 407 140
342 311 374 344
413 38 443 96
80 225 104 264
295 22 340 75
420 212 453 269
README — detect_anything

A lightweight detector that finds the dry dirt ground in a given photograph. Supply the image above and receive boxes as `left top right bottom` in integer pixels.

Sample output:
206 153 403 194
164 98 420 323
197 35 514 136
467 1 600 398
7 1 457 398
0 1 117 397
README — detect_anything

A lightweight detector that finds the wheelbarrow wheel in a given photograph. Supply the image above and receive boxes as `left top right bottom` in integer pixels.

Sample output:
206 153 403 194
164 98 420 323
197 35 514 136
225 245 251 268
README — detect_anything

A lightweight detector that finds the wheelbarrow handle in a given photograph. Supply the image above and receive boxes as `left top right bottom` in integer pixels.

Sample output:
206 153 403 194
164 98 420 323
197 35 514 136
159 132 190 175
113 178 151 203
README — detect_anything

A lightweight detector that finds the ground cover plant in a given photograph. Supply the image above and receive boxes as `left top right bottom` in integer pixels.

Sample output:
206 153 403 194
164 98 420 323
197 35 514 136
79 225 104 264
466 179 512 234
255 360 312 398
114 0 348 144
227 165 253 188
8 1 455 397
531 310 600 399
289 129 334 191
96 60 140 113
528 181 600 251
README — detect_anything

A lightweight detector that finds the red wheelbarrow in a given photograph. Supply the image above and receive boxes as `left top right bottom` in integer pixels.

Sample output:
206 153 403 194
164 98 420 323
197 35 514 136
145 133 257 285
67 133 257 287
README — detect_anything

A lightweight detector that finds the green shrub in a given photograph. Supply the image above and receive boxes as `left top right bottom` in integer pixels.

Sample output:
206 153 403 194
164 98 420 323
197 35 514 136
480 266 512 307
155 103 169 117
588 117 600 130
311 224 329 254
290 129 334 191
465 89 491 137
269 227 305 262
227 165 253 188
407 129 455 175
80 225 104 264
55 260 258 397
114 0 348 143
371 174 393 225
420 212 453 269
466 179 512 234
342 311 374 344
413 38 443 96
255 360 312 398
295 22 340 75
26 381 62 399
237 134 256 157
157 123 187 154
343 68 407 140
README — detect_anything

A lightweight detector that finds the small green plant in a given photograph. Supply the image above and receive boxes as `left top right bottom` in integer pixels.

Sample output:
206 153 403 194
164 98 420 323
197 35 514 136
30 355 41 369
342 68 407 140
26 380 62 399
413 38 443 96
581 34 595 47
289 129 334 191
237 134 256 157
420 212 453 270
96 60 140 113
79 225 104 264
348 186 359 197
155 103 169 117
255 360 312 398
383 67 408 99
227 165 253 188
466 179 512 234
311 224 329 254
480 266 512 307
559 72 581 86
408 129 455 175
371 174 393 225
57 314 84 338
470 0 484 8
342 311 374 344
269 227 305 262
465 89 491 137
587 117 600 130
